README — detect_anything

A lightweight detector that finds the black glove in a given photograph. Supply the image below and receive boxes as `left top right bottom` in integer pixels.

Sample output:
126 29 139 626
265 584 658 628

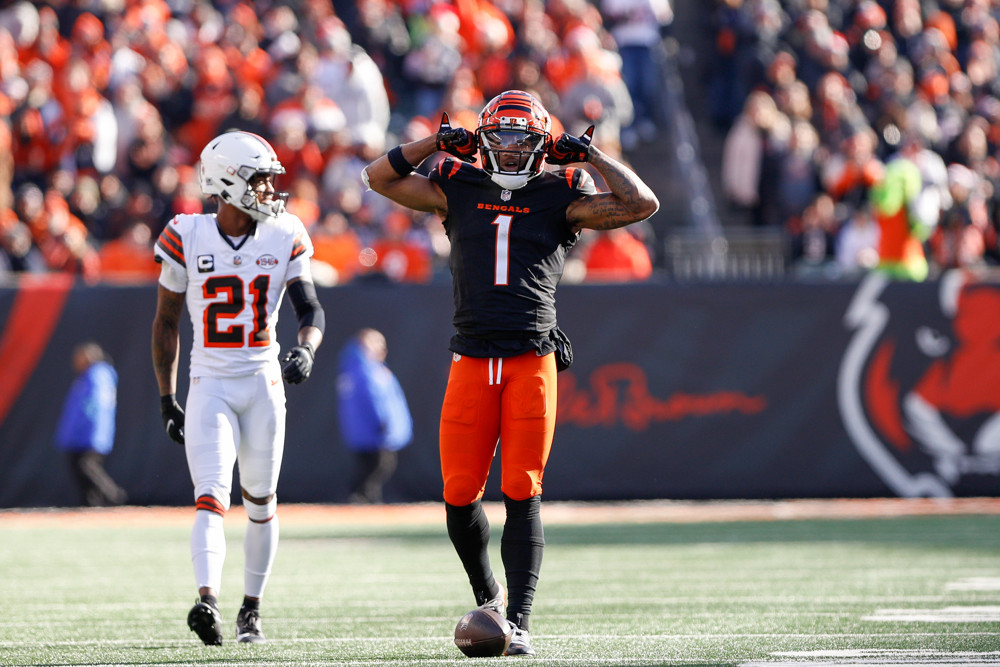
160 394 185 445
547 125 595 165
280 342 315 384
436 112 477 163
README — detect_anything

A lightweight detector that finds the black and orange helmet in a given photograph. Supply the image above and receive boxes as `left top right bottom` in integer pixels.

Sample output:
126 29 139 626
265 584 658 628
476 90 552 189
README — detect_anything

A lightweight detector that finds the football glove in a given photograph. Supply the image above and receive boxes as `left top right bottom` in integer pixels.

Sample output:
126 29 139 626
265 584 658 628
547 125 595 165
436 112 477 163
160 394 185 445
280 342 315 384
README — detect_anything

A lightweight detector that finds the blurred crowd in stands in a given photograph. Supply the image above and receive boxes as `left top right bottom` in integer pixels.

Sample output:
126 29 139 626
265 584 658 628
0 0 670 285
714 0 1000 280
8 0 996 285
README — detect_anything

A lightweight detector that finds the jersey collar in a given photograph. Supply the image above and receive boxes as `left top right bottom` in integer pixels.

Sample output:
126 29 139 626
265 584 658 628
215 219 257 250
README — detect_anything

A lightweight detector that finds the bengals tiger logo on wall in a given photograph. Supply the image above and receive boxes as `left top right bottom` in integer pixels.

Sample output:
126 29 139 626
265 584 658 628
838 271 1000 497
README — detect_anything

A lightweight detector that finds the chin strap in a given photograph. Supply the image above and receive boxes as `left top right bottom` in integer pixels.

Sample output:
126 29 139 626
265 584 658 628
490 172 531 190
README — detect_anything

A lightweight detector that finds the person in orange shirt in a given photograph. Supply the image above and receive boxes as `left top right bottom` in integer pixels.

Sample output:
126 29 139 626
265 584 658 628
822 126 883 207
98 222 161 283
579 227 653 282
311 211 363 285
177 46 234 155
370 210 433 283
38 191 101 282
69 13 112 92
12 65 66 182
869 157 933 281
284 177 321 229
271 117 326 183
19 6 70 73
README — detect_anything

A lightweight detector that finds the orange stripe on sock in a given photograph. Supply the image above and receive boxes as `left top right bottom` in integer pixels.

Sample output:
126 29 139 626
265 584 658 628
0 273 74 428
196 495 226 516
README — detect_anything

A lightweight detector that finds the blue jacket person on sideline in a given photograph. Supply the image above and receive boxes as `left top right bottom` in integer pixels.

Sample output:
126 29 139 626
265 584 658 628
54 341 128 506
337 328 413 503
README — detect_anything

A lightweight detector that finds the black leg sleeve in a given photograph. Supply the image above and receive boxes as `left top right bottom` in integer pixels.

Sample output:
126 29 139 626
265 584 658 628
446 500 498 606
501 494 544 631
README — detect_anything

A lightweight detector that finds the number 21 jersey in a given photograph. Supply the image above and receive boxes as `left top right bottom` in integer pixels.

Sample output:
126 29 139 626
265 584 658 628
154 212 313 377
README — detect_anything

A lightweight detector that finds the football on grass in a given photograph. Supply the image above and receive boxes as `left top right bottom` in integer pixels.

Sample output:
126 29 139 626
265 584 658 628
454 608 513 657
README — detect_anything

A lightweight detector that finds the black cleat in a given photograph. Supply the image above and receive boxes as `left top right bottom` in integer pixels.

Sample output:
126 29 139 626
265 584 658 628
236 605 266 643
187 600 223 646
504 627 535 656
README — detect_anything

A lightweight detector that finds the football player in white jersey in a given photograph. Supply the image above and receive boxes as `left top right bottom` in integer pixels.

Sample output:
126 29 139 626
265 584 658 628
151 131 325 646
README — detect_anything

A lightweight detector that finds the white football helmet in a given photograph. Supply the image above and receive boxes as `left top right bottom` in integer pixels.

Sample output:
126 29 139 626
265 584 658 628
199 131 287 222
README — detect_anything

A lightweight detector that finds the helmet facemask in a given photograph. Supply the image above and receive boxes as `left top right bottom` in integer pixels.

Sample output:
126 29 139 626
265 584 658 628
235 168 288 222
477 128 549 190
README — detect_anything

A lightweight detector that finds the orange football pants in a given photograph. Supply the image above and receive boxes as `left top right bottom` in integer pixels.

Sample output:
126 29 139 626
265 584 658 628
439 351 558 506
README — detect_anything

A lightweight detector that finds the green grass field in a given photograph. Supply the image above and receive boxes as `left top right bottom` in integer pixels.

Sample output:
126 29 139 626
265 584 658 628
1 503 999 667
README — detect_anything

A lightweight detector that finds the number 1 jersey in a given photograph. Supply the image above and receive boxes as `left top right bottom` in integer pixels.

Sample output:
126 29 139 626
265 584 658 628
429 158 595 354
154 212 313 377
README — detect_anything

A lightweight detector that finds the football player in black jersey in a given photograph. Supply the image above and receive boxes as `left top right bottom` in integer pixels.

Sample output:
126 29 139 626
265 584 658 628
363 90 658 656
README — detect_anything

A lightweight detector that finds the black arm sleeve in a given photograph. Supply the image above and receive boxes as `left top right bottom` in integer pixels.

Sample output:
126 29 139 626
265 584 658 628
286 279 326 335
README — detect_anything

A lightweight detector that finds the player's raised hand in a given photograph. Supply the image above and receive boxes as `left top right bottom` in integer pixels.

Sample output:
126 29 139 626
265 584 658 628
436 112 477 163
280 343 315 384
160 395 185 445
547 125 595 165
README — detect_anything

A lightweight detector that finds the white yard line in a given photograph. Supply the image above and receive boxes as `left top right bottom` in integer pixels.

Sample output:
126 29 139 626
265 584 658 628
945 577 1000 591
742 648 1000 666
863 606 1000 622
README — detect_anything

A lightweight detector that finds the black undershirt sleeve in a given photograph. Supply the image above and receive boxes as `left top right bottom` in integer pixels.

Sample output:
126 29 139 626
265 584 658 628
286 279 325 334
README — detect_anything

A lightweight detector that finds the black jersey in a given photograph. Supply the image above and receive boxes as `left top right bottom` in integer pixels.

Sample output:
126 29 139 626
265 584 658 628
429 158 596 357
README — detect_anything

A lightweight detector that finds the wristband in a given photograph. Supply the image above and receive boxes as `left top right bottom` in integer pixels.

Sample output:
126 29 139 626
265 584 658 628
160 394 178 410
387 146 414 177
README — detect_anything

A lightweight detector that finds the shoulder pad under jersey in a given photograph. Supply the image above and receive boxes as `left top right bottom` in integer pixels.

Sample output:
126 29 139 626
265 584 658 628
431 157 487 184
557 166 598 196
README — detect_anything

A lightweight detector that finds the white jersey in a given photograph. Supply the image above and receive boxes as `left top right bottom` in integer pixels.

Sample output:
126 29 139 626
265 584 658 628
155 211 313 378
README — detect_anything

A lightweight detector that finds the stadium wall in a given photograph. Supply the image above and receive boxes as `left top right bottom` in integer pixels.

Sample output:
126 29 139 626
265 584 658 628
0 271 997 508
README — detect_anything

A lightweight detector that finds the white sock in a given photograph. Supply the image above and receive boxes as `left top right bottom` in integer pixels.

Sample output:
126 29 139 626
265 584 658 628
243 514 279 599
191 510 226 592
